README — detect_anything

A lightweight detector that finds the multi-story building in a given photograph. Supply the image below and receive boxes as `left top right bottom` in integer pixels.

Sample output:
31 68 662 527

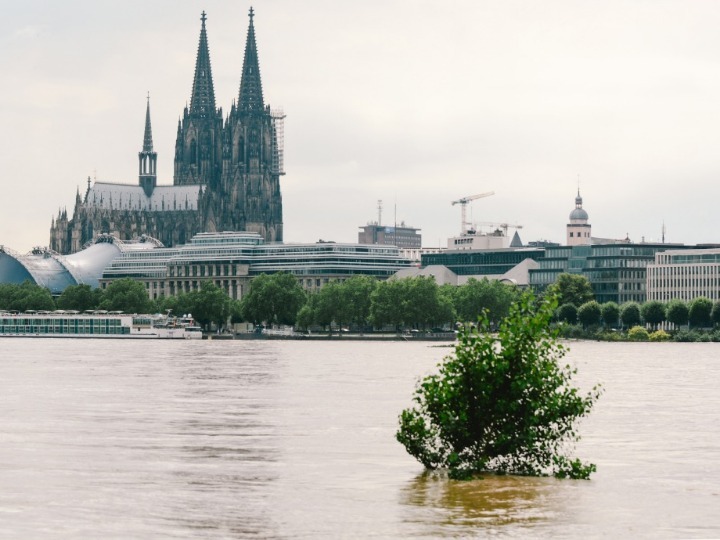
422 247 545 278
358 223 422 249
50 9 284 254
646 248 720 302
100 232 412 300
529 243 707 304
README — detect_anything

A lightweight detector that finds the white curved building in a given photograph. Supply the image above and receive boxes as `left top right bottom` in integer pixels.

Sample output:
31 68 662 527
0 235 160 295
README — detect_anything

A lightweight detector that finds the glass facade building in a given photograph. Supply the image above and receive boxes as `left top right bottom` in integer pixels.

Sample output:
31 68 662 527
530 243 707 304
421 248 546 277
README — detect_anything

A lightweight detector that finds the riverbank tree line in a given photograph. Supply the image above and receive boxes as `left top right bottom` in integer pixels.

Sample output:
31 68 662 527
0 275 522 333
5 272 720 339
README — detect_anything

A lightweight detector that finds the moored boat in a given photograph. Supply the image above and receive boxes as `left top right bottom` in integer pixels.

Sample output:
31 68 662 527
0 311 203 339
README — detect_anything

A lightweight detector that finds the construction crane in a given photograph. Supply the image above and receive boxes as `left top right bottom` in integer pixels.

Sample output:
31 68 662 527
451 191 494 235
475 221 523 236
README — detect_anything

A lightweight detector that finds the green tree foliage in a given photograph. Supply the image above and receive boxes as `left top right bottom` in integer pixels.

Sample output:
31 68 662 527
396 292 601 480
99 278 152 314
666 299 689 327
620 302 641 328
0 282 55 311
56 284 103 311
240 272 306 325
404 276 455 329
294 303 315 331
577 301 601 328
454 277 519 324
556 303 578 324
547 273 594 307
340 275 377 328
370 277 455 331
369 279 407 330
640 300 666 330
711 301 720 328
600 302 619 328
310 282 344 331
229 300 244 324
185 283 231 330
689 297 713 328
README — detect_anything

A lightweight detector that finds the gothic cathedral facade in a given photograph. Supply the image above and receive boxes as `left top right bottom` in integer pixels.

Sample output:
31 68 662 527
50 9 284 254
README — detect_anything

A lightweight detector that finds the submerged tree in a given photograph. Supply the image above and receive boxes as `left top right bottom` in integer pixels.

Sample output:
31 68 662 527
396 292 601 480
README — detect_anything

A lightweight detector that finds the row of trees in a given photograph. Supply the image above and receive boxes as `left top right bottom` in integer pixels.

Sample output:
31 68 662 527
1 274 523 333
558 297 720 330
546 271 719 329
240 273 517 332
6 270 718 333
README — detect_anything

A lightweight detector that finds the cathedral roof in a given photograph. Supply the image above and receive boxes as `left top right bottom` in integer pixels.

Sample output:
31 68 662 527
189 11 217 117
86 183 203 212
238 7 265 112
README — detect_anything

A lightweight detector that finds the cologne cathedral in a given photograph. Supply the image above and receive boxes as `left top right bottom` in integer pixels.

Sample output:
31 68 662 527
50 9 284 254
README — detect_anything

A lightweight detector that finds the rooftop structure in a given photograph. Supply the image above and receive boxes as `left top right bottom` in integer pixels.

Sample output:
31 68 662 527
567 189 591 246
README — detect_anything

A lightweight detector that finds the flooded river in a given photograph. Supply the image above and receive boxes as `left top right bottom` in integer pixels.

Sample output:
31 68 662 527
0 339 718 538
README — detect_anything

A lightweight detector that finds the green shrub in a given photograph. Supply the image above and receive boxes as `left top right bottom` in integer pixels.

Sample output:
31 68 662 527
648 329 670 342
698 332 712 342
628 326 649 341
673 329 700 342
396 292 602 480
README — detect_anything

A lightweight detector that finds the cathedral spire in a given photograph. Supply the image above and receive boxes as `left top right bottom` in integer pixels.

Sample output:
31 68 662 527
139 96 158 196
143 92 154 152
189 11 216 117
238 6 265 113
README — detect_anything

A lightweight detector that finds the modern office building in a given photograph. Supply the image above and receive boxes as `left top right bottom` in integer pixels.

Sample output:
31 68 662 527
358 223 422 249
101 232 412 299
646 248 720 302
529 243 708 304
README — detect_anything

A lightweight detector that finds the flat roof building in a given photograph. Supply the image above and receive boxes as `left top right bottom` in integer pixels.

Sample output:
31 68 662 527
358 223 421 249
101 231 412 300
647 248 720 302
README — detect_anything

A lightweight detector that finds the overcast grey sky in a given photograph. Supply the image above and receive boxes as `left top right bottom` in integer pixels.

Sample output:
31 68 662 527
2 0 720 252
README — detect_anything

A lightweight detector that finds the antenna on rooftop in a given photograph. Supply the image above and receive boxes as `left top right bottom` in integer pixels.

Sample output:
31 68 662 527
377 199 383 226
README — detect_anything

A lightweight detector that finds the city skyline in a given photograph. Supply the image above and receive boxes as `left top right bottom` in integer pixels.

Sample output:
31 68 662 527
3 1 720 252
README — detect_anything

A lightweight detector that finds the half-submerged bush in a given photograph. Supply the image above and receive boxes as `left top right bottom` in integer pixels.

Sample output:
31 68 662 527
628 326 650 341
648 329 670 342
396 292 602 480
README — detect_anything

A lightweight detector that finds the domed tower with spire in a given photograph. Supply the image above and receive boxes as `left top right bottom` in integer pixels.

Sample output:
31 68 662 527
567 189 591 246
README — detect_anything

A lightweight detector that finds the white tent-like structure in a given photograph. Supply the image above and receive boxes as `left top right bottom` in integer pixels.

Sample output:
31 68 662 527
0 234 161 295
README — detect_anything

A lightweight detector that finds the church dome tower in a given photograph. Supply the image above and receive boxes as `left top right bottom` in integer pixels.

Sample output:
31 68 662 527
567 189 591 246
